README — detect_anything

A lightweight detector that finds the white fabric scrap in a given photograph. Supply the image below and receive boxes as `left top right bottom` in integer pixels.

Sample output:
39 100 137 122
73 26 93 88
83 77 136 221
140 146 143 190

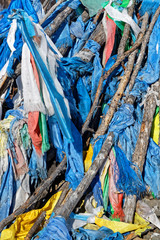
7 19 17 52
13 173 30 211
32 23 70 117
13 76 24 109
0 60 10 80
105 0 140 37
21 43 46 114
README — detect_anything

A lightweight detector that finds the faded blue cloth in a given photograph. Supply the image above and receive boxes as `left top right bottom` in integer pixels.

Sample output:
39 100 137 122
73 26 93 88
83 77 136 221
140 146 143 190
103 55 124 101
31 0 45 21
64 121 84 190
136 15 160 85
84 40 102 102
0 156 14 222
72 226 124 240
48 115 64 163
143 138 160 198
91 135 106 206
139 0 160 17
7 0 39 23
0 0 38 36
54 20 73 50
92 174 104 206
5 107 24 119
69 16 96 57
57 60 81 127
12 10 73 141
114 146 145 196
48 115 84 190
129 79 148 101
42 0 81 29
0 0 39 74
75 77 91 123
34 217 72 240
29 146 47 187
108 104 135 138
60 57 93 81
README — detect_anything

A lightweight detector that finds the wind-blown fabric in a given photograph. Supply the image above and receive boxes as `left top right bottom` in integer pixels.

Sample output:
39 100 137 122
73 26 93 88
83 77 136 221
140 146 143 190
11 9 72 141
143 138 160 198
136 15 160 85
0 0 39 78
109 149 124 221
35 217 72 240
102 14 116 67
21 43 46 114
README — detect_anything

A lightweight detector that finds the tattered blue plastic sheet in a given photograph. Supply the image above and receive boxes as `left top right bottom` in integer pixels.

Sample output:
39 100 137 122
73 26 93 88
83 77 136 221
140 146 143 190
75 77 91 124
42 0 81 29
136 15 160 85
84 40 102 102
90 135 106 206
0 0 39 74
64 121 84 190
0 0 38 35
48 115 64 163
69 17 96 57
0 156 14 222
33 217 72 240
72 226 124 240
11 10 73 141
32 0 45 20
59 57 93 81
139 0 160 17
54 19 73 50
143 138 160 198
114 146 146 196
29 146 47 187
57 57 93 127
108 104 135 138
129 79 148 101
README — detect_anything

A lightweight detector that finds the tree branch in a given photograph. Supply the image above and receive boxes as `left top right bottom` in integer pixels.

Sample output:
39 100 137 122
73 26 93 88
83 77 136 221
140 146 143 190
0 157 67 232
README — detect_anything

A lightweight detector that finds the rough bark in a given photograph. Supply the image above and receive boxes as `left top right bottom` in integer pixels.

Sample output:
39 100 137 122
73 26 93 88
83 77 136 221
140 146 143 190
45 6 73 37
25 211 46 240
74 21 106 62
53 133 114 220
132 82 159 172
124 81 159 223
53 182 70 211
117 1 135 58
0 4 74 97
81 30 144 135
94 50 137 138
25 181 69 240
0 0 10 9
0 157 67 232
40 0 65 25
129 6 160 91
93 12 149 138
59 10 90 56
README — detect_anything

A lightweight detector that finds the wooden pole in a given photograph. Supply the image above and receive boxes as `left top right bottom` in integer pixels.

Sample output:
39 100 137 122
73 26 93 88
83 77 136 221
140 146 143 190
129 6 160 91
0 157 67 232
40 0 65 25
124 81 159 223
50 133 114 220
81 27 145 136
